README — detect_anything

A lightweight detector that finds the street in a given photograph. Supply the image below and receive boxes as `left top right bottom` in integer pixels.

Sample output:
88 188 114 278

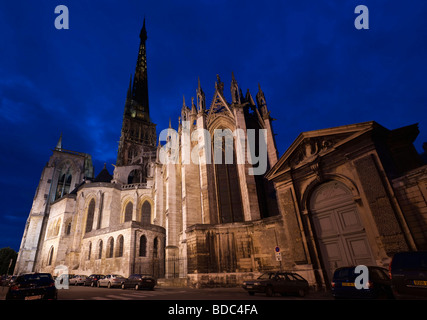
1 284 333 300
60 286 333 300
0 283 405 320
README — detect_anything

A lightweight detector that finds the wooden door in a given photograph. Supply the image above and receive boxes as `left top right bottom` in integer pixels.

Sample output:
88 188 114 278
310 181 374 282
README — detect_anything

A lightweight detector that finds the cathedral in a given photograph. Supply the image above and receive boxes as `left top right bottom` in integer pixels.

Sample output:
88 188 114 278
14 20 427 288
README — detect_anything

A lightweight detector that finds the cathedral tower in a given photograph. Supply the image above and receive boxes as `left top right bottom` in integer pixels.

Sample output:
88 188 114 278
14 137 93 275
116 19 156 166
115 19 157 184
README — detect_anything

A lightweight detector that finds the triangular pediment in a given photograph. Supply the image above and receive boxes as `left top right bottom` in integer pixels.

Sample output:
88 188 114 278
206 90 234 126
266 121 381 180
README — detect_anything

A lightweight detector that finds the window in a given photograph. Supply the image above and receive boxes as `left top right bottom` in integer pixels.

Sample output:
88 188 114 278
127 148 134 163
117 235 124 257
65 220 72 235
124 202 133 222
371 268 389 281
141 201 151 225
107 237 114 258
55 172 72 200
55 174 65 200
64 174 72 194
139 235 147 257
97 193 104 229
153 237 158 258
213 133 244 224
87 242 92 260
128 169 143 184
47 246 54 266
98 240 103 259
85 199 95 233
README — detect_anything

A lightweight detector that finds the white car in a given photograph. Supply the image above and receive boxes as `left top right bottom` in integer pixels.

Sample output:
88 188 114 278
69 275 87 286
97 274 126 288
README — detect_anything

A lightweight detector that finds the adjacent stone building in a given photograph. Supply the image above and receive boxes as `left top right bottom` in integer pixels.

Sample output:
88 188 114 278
14 20 427 289
265 121 427 286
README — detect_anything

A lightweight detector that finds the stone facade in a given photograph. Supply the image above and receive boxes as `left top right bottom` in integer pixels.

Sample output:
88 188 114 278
266 122 427 287
14 21 427 289
14 21 281 284
393 165 427 250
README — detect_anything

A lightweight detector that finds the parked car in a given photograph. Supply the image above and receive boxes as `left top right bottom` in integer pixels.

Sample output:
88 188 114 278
84 274 105 287
389 251 427 299
6 273 57 300
97 274 126 288
242 272 309 297
5 275 17 286
69 275 87 286
121 274 156 290
0 275 13 286
1 275 11 286
331 266 394 299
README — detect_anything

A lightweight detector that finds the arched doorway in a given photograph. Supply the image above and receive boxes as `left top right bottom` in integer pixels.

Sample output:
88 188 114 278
309 180 375 283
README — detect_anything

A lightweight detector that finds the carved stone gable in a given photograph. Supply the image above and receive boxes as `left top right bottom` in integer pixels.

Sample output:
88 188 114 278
206 91 234 126
290 137 336 168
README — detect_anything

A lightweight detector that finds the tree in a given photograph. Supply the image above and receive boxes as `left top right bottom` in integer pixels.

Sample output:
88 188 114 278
0 247 17 275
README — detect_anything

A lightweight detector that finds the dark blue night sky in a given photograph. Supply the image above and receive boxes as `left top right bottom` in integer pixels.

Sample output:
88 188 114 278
1 0 426 251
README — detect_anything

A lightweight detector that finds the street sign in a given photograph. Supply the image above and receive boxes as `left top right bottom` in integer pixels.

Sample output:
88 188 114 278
275 252 282 261
275 246 280 253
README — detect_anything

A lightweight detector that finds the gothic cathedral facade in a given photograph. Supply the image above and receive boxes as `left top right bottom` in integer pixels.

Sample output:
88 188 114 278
14 20 427 288
14 20 285 286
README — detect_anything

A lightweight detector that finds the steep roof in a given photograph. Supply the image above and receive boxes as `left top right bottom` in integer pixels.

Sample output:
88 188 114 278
93 164 113 183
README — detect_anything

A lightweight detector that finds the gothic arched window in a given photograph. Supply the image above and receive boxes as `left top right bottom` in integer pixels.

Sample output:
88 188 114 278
64 174 72 194
87 242 92 260
55 172 72 200
139 235 147 257
213 131 244 224
124 202 133 222
153 237 158 258
65 220 72 235
116 235 124 257
141 201 151 225
128 169 143 184
107 237 114 258
47 246 54 266
97 240 103 259
85 199 96 233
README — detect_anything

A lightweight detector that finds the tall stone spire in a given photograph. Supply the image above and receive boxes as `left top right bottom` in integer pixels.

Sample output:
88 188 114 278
230 71 241 104
126 74 132 101
256 83 268 117
116 18 156 167
215 74 224 95
140 17 147 42
131 17 150 121
124 74 133 115
196 77 206 112
55 132 62 150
